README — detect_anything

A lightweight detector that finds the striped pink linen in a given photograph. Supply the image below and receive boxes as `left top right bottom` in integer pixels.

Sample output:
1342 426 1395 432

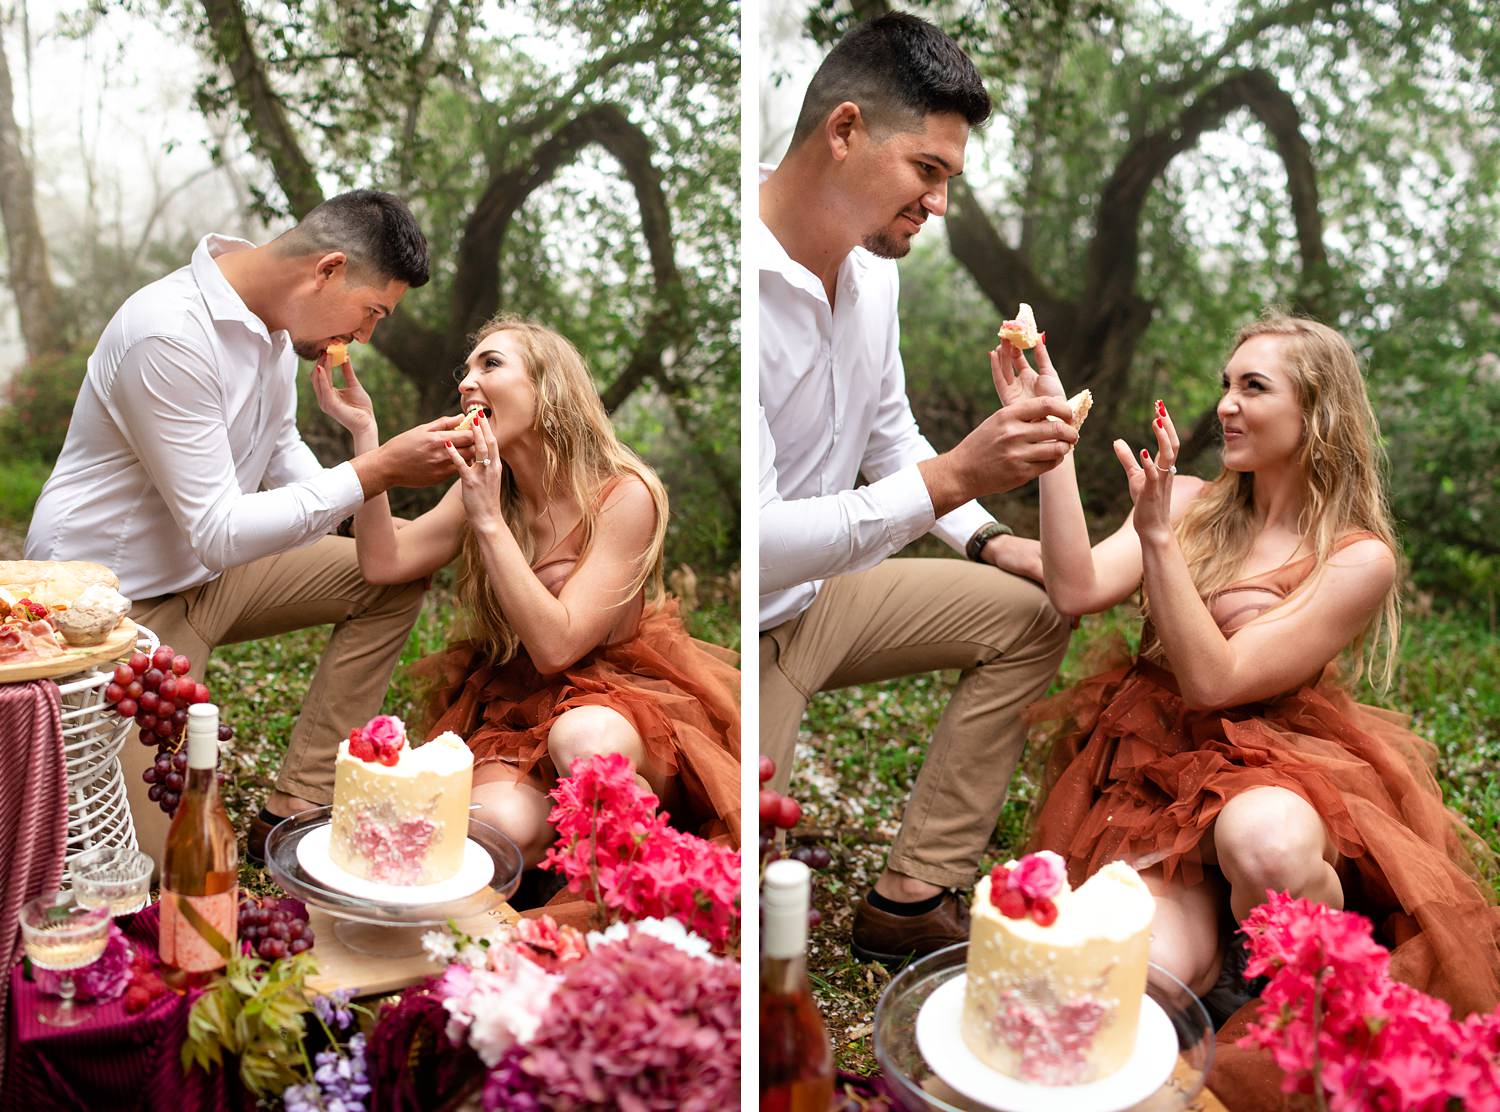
0 679 66 1091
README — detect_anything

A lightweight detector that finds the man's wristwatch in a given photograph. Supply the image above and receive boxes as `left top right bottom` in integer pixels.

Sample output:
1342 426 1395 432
966 522 1014 562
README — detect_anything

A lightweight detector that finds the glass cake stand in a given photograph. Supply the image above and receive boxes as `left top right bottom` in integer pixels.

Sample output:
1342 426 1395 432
265 806 525 956
874 945 1214 1112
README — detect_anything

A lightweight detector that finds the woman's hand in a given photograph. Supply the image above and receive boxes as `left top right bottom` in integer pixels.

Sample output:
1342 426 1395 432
444 411 507 533
311 352 375 437
990 338 1068 408
1113 400 1179 544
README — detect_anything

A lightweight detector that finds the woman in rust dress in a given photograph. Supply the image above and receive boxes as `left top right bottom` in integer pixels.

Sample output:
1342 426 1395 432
316 315 739 867
993 316 1499 1099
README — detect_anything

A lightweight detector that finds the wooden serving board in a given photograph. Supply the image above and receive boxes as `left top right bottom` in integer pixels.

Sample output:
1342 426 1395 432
304 901 520 998
0 617 138 684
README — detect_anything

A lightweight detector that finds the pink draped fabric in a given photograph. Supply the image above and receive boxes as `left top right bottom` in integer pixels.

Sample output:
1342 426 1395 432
4 904 252 1110
0 679 67 1091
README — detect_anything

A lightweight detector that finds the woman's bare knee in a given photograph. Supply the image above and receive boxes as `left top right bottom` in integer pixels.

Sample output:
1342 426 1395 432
1216 788 1331 899
548 705 644 777
471 779 553 867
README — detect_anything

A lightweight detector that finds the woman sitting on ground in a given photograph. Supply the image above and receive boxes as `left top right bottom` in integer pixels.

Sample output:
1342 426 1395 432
992 315 1499 1071
313 315 739 868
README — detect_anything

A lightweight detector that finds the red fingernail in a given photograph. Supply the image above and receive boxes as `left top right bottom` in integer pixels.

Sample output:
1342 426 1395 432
445 440 452 448
1155 418 1163 428
1141 449 1150 460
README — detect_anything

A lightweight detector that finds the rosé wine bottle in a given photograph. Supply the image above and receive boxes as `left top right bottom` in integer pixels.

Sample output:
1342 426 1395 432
760 859 835 1111
160 703 238 988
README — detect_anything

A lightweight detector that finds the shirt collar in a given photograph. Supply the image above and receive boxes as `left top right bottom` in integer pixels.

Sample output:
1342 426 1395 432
758 163 871 306
191 234 274 343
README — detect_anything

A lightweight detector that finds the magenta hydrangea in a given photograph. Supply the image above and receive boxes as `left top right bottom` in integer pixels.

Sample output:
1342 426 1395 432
505 930 740 1110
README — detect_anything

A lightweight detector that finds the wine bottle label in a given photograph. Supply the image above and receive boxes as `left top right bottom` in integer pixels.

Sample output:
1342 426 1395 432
160 888 237 972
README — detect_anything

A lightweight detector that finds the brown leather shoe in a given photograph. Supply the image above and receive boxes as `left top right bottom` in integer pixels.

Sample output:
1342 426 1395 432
850 890 970 967
245 808 284 866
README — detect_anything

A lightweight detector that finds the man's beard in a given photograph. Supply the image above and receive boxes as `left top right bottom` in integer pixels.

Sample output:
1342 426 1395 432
861 227 913 260
291 339 326 361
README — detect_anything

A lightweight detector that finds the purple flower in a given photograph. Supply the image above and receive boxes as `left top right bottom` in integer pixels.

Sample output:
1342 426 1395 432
35 923 132 1002
284 1033 370 1112
481 1046 545 1111
313 987 358 1032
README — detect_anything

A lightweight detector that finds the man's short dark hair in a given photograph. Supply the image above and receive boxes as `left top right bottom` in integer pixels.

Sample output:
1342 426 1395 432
275 190 430 288
789 12 991 149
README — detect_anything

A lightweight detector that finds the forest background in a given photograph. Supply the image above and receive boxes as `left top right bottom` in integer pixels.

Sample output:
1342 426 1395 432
0 0 740 855
761 0 1500 1071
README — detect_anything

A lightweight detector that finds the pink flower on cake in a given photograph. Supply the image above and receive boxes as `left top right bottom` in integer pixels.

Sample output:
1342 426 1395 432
1009 850 1066 902
364 715 406 751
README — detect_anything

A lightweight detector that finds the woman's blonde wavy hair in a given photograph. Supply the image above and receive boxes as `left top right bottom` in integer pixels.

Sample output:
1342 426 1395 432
455 315 668 666
1141 313 1401 689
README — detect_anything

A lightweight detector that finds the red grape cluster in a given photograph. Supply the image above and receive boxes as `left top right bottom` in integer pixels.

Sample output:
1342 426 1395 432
758 755 831 929
104 644 233 816
121 944 171 1014
238 895 314 961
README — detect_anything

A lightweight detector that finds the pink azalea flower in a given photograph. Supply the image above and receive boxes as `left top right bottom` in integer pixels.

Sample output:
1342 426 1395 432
509 916 589 973
1237 889 1500 1110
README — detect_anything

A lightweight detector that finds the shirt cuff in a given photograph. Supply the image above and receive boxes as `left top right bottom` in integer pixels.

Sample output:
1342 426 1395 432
318 461 367 523
931 500 996 555
873 464 940 552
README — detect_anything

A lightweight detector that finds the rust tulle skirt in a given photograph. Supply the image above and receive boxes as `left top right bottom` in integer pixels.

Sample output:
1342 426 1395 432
416 599 741 847
1026 645 1500 1107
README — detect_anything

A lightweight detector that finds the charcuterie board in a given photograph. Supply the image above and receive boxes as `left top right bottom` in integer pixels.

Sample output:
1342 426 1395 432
0 616 138 684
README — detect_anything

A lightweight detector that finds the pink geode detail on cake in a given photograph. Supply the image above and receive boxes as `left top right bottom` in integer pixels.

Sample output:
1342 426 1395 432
991 989 1111 1084
350 815 437 884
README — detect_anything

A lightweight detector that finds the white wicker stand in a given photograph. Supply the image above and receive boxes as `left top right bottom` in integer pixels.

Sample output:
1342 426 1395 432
51 624 159 866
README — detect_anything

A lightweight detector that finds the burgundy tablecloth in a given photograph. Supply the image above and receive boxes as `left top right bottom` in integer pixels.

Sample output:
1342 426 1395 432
3 905 252 1111
0 678 67 1092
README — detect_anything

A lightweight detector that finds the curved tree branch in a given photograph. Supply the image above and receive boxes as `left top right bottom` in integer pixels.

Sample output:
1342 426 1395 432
197 0 322 216
448 102 682 415
1084 67 1328 338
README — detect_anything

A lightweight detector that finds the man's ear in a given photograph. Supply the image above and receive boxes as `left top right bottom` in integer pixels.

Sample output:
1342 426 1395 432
825 101 863 162
312 252 348 288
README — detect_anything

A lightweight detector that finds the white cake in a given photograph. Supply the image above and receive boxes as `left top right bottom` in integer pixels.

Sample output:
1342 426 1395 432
962 856 1154 1085
327 718 474 886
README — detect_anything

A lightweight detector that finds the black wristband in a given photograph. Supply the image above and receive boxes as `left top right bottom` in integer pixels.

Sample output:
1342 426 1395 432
966 522 1014 562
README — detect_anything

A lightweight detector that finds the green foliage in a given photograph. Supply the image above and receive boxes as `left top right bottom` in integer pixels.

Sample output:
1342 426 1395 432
182 952 320 1097
0 460 53 526
0 346 90 463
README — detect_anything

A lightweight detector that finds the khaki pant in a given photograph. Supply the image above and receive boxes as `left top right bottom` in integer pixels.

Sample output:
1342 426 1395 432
760 558 1070 890
125 536 426 864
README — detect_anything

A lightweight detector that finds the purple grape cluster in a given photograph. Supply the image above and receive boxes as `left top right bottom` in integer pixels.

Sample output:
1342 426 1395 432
105 645 233 816
238 896 314 961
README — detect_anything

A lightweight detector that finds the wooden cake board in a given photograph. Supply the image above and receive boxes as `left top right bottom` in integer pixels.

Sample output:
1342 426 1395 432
305 901 520 998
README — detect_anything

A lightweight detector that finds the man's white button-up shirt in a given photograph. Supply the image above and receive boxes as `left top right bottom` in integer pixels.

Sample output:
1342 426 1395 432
758 195 993 631
25 234 366 599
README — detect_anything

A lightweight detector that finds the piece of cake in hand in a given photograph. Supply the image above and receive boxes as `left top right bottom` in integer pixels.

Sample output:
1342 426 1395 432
962 853 1154 1085
998 303 1043 350
328 715 474 886
324 342 349 366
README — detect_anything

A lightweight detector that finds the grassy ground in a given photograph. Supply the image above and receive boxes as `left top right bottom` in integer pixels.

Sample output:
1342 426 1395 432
787 597 1500 1075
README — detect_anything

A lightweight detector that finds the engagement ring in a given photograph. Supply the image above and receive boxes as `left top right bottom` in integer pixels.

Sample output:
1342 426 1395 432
478 458 491 467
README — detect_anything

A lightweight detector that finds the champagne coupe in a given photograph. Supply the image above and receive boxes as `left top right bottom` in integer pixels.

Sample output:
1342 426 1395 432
19 894 111 1027
71 846 155 916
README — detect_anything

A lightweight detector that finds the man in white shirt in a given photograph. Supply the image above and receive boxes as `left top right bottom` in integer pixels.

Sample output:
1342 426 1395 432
760 14 1075 964
26 190 475 865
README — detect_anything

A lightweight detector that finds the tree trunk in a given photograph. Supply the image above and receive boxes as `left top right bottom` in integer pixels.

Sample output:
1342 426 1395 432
0 29 61 358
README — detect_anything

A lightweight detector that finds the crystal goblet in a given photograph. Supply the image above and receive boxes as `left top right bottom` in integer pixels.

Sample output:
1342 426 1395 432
70 846 154 916
20 894 111 1027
